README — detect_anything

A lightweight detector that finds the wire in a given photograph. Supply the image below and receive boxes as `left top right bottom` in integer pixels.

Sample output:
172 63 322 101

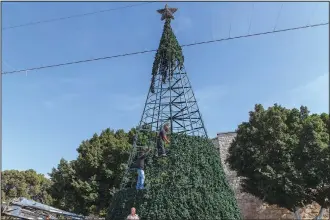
228 4 234 38
273 3 284 31
2 21 328 75
2 2 153 30
247 3 255 35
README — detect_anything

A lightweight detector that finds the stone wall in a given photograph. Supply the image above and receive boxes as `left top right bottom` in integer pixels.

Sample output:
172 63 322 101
214 132 329 220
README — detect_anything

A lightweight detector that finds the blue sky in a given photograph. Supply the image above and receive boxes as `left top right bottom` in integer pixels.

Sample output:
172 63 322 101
2 2 329 176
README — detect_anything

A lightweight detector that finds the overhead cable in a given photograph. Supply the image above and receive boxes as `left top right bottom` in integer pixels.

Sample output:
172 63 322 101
2 22 328 75
3 2 153 30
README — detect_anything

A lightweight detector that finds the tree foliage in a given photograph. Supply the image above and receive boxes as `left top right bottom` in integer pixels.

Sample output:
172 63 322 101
128 124 157 147
294 112 330 210
1 169 53 205
227 104 329 213
108 134 241 220
48 159 79 213
49 128 132 216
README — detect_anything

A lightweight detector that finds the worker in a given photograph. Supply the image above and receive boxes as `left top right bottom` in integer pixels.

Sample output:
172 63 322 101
127 207 140 220
136 148 151 190
157 123 170 156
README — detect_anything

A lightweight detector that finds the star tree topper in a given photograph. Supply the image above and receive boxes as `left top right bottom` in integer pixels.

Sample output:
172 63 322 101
157 4 178 20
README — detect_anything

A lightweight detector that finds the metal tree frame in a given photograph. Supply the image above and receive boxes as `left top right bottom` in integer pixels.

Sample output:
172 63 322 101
119 63 208 190
140 65 208 137
118 4 209 191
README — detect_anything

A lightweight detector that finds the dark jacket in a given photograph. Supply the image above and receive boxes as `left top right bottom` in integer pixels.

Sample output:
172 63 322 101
137 154 146 170
157 128 166 145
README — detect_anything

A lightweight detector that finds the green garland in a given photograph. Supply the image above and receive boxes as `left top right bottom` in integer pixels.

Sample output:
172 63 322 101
150 19 184 93
107 134 242 220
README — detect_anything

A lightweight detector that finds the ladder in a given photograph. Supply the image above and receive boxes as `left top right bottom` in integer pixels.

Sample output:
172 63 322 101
120 134 139 190
119 131 157 190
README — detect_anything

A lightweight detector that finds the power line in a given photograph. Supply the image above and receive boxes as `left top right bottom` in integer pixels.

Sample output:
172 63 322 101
273 3 284 31
2 2 153 30
2 22 328 75
247 3 255 35
228 4 235 38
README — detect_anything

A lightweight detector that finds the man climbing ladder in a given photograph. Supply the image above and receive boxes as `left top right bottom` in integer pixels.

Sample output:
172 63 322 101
135 123 169 190
136 148 151 190
157 123 170 157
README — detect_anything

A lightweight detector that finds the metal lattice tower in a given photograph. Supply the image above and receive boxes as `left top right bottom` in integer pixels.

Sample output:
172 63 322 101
140 66 207 137
119 4 208 190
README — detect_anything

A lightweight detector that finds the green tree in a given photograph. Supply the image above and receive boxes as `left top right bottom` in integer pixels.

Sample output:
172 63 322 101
294 113 330 219
227 104 329 219
1 169 53 205
128 124 157 147
49 128 131 216
48 159 78 212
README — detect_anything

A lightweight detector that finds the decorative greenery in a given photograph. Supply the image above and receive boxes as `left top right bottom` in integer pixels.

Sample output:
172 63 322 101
150 18 184 93
108 134 242 220
227 104 329 219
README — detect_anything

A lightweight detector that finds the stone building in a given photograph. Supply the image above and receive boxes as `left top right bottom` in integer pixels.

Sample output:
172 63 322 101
213 132 329 220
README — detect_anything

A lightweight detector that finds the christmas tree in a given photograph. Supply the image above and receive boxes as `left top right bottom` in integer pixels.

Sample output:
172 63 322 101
107 5 241 220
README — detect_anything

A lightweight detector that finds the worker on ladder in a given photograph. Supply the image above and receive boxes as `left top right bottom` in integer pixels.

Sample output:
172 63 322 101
157 123 170 157
136 148 151 190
